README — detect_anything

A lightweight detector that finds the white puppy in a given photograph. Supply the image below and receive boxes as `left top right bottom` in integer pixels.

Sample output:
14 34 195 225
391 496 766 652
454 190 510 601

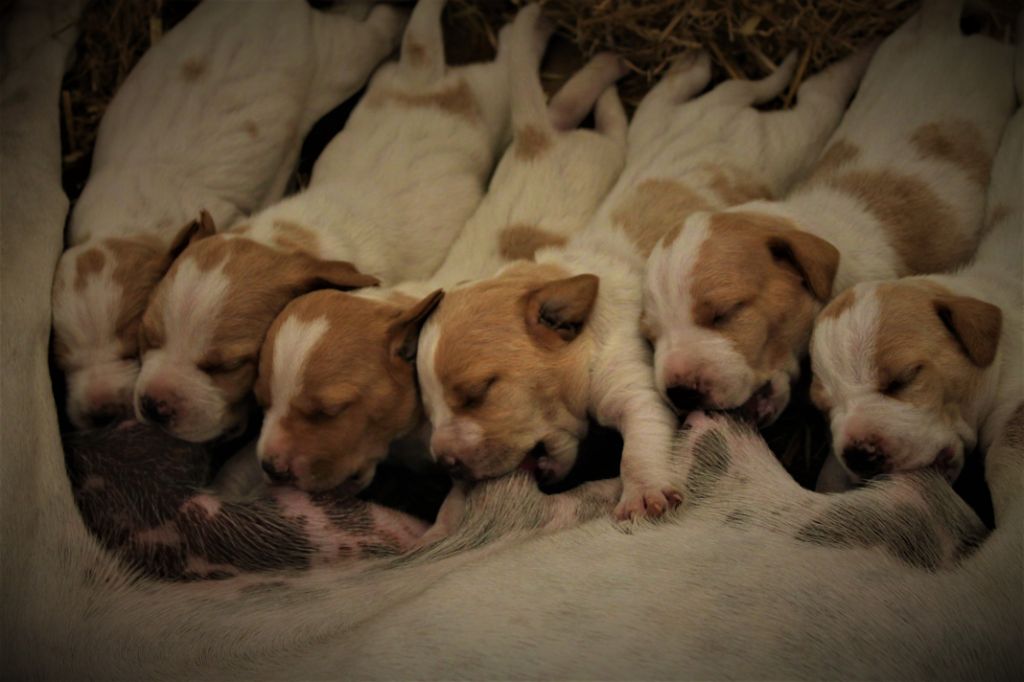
645 0 1015 427
51 0 406 429
254 3 629 492
416 44 870 519
810 69 1022 488
133 0 513 443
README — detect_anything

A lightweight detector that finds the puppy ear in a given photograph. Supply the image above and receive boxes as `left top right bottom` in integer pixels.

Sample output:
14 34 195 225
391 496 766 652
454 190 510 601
525 274 599 345
388 289 445 365
166 210 216 263
767 230 839 301
298 257 380 293
933 294 1002 367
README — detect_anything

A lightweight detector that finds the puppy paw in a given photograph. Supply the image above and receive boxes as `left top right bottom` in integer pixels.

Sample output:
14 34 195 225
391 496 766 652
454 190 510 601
614 486 683 521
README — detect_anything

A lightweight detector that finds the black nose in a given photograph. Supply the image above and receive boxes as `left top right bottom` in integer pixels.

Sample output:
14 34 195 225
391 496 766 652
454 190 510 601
139 395 173 425
440 455 468 480
261 459 293 484
842 446 886 478
666 385 705 413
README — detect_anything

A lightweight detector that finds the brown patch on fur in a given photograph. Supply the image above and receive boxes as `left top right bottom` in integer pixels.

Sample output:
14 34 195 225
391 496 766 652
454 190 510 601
74 248 106 291
910 120 991 188
368 79 481 123
242 120 259 140
688 212 839 381
180 58 206 82
498 224 567 261
427 262 592 481
405 42 428 67
104 235 167 356
272 220 321 256
825 169 971 275
806 138 860 182
820 288 856 321
612 179 713 256
255 291 430 491
514 125 552 161
703 163 773 206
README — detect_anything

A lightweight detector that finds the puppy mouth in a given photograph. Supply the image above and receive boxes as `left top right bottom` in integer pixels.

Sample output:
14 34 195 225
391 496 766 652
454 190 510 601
732 382 775 426
931 446 959 483
518 442 546 473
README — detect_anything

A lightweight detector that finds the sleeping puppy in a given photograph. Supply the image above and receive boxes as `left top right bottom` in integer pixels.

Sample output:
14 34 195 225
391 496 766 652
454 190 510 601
255 3 629 492
416 43 871 519
134 0 512 443
644 0 1015 428
51 0 406 430
810 58 1022 489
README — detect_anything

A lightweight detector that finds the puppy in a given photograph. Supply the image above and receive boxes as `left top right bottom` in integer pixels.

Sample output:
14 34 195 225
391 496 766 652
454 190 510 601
810 87 1022 488
255 4 629 492
645 0 1015 427
416 42 869 519
51 0 406 429
134 0 513 443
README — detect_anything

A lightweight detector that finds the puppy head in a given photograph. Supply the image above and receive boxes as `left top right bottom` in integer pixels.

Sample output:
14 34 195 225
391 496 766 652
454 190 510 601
135 235 379 442
255 289 443 492
52 215 213 429
643 210 838 425
418 263 598 483
811 281 1001 484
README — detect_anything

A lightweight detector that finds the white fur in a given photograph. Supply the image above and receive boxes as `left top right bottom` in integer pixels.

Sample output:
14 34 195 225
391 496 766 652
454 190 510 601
660 0 1016 419
136 0 513 442
52 0 406 428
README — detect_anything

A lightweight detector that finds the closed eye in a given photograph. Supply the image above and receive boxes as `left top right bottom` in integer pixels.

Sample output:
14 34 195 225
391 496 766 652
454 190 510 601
882 364 923 396
712 300 748 328
461 375 498 410
199 357 250 374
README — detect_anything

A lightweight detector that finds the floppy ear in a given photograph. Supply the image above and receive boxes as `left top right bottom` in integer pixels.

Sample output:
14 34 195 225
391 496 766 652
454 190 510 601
933 294 1002 367
767 230 839 301
296 256 380 293
388 289 445 365
525 274 600 346
166 210 216 262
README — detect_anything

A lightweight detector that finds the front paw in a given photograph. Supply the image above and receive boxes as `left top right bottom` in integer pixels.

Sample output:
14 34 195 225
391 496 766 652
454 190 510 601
614 486 683 521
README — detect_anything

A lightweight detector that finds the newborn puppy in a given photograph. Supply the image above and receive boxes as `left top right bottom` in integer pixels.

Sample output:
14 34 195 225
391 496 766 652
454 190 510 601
646 0 1015 427
810 81 1022 488
134 0 512 443
255 3 628 493
417 42 869 520
52 0 406 429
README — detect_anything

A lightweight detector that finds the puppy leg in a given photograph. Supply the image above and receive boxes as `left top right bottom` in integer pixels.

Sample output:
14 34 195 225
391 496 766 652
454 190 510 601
628 51 711 154
547 53 628 131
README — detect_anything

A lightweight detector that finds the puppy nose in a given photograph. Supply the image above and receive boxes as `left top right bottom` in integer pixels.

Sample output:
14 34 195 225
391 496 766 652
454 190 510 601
140 394 173 425
842 445 887 478
260 459 294 484
666 384 705 413
439 455 468 480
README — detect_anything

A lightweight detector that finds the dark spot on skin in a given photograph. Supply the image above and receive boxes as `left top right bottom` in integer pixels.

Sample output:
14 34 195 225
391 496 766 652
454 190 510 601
724 508 754 528
796 501 941 571
238 580 289 596
310 493 377 535
684 430 732 504
358 541 401 558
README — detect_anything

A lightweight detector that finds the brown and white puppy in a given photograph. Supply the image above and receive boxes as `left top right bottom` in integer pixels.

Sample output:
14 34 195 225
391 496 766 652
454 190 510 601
135 0 513 443
255 4 629 492
645 0 1015 427
417 39 872 520
810 54 1023 489
51 0 406 429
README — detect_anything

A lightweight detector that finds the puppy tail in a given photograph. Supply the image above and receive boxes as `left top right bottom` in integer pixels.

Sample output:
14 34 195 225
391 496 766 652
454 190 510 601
506 4 555 135
397 0 447 85
547 53 629 133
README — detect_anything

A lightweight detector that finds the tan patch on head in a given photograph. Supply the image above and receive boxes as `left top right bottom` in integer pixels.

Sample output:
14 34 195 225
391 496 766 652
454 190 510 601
514 125 552 161
689 212 838 376
806 138 860 183
180 58 206 81
367 79 481 123
498 224 567 261
910 119 991 187
271 220 321 256
612 179 713 256
242 120 259 140
257 291 425 490
106 235 167 355
826 169 971 274
74 248 106 291
820 288 856 321
703 163 772 206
